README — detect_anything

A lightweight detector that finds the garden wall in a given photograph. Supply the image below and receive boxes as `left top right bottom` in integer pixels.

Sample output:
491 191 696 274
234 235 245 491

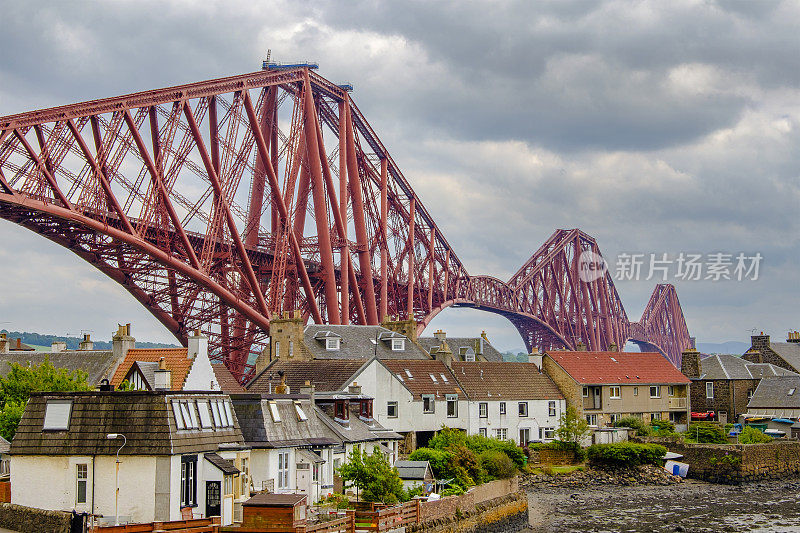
418 477 518 522
0 503 72 533
409 493 527 533
641 438 800 484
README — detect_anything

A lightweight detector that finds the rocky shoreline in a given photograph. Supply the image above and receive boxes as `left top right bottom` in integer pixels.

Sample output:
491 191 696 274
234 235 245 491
522 464 683 488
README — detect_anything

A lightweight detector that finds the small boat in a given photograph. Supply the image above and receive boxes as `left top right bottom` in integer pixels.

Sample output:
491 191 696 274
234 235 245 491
745 416 770 423
771 418 795 424
764 429 786 437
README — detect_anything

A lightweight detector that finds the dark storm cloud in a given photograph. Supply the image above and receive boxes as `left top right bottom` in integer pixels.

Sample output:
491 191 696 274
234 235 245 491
0 0 799 349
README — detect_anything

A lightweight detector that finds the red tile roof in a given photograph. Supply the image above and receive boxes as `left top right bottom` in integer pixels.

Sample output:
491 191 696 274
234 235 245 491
111 348 193 391
211 363 246 393
451 362 563 400
547 351 690 385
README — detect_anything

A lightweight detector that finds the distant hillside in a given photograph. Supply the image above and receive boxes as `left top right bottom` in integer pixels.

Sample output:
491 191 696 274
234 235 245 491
696 341 749 355
0 330 179 351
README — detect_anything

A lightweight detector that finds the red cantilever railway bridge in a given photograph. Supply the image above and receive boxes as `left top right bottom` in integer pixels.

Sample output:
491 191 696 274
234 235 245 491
0 67 691 382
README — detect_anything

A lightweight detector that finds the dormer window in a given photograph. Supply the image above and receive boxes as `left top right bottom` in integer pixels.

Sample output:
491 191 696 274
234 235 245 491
326 338 340 351
391 338 405 351
335 400 349 421
43 400 72 431
359 399 373 421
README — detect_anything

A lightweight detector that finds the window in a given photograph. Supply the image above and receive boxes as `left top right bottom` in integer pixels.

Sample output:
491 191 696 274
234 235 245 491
668 386 675 397
633 387 638 396
499 402 506 415
422 395 435 414
181 455 197 507
582 387 589 398
313 463 320 482
706 382 714 399
446 394 458 418
224 475 233 495
747 389 754 399
334 400 348 421
391 338 405 351
790 388 796 397
240 457 249 495
669 411 681 423
387 401 398 418
294 401 308 421
440 373 449 383
275 341 280 357
651 412 661 421
479 428 487 437
650 386 661 399
610 413 620 424
288 341 294 358
268 401 281 423
548 401 556 417
609 386 621 399
197 401 212 428
543 427 555 440
518 402 528 417
76 464 87 505
495 428 507 440
519 428 530 445
326 337 340 351
585 414 597 426
479 402 488 418
43 400 72 430
173 402 186 429
430 373 438 383
278 452 290 489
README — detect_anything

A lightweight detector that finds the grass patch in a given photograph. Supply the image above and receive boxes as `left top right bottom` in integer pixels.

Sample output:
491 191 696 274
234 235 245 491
550 465 584 475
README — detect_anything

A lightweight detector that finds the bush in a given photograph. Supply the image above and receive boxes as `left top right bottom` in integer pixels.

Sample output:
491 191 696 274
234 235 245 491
649 419 675 434
478 449 517 480
441 485 465 497
408 448 453 478
586 442 667 467
687 422 728 444
612 416 651 436
738 426 773 444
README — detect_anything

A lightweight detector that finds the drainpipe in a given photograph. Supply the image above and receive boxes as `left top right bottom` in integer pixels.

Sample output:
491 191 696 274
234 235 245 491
91 455 96 526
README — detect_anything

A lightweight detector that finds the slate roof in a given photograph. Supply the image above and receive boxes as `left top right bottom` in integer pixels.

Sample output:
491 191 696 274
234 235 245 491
0 351 119 386
245 493 307 507
0 436 10 455
11 391 244 456
381 360 466 399
747 376 800 410
302 325 429 360
212 363 246 393
111 348 194 391
205 452 240 475
315 403 402 444
699 354 798 380
231 395 340 449
246 359 369 394
451 362 564 401
418 337 504 362
767 342 800 372
394 460 432 480
546 351 691 385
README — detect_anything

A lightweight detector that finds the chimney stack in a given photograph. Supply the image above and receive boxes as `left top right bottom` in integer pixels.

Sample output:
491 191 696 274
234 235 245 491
15 338 22 350
680 347 701 379
528 348 543 369
788 331 800 344
0 334 7 354
348 382 362 395
51 341 67 353
275 371 289 394
79 334 93 351
154 357 172 390
300 380 316 404
608 342 618 352
575 341 587 351
433 330 446 342
188 328 208 360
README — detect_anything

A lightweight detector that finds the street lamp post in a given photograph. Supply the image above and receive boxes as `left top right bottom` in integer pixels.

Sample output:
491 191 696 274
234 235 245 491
106 433 126 526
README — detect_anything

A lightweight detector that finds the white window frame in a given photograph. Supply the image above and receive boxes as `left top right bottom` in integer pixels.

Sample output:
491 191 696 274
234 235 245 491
278 451 290 489
499 402 506 415
479 402 488 418
446 394 458 418
478 428 487 437
495 428 507 440
582 387 589 398
43 400 73 431
391 338 405 351
633 387 638 396
387 401 398 418
548 400 556 417
610 413 620 424
650 386 661 399
76 463 87 505
543 427 555 440
326 337 340 351
518 402 528 417
586 414 598 426
519 428 530 445
197 401 212 428
668 385 675 397
610 386 621 399
706 382 714 399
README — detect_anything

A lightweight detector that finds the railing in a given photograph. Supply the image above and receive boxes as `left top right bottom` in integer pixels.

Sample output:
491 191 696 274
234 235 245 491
669 397 687 409
92 517 220 533
296 513 354 533
353 506 404 532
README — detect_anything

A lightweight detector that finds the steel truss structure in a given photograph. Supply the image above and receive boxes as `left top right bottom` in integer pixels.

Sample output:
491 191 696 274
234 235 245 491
0 68 691 381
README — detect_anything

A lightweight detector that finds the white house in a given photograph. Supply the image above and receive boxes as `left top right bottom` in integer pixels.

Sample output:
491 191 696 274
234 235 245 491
10 391 249 526
450 362 566 443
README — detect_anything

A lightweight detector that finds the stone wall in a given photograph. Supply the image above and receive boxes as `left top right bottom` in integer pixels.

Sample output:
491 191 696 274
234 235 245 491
531 449 577 465
688 378 756 421
409 493 527 533
641 438 800 484
419 477 518 522
0 503 72 533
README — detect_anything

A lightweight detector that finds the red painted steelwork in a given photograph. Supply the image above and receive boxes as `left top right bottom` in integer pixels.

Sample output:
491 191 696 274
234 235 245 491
0 68 691 381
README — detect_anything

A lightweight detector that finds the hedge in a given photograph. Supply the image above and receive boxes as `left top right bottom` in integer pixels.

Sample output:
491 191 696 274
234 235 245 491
586 442 667 467
687 422 728 444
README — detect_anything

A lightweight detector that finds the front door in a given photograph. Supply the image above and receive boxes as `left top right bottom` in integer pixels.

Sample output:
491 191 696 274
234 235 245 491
206 481 221 518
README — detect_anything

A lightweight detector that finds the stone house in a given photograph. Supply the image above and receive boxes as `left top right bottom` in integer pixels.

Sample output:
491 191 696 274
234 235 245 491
743 332 800 374
450 361 565 444
417 330 504 362
10 391 249 525
746 375 800 438
543 350 691 431
681 348 797 423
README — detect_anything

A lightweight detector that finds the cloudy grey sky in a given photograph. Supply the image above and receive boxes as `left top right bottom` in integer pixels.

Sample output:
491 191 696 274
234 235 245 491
0 0 798 352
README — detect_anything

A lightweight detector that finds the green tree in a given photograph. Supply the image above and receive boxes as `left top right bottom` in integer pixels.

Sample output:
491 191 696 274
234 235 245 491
0 358 91 441
555 405 590 445
337 448 405 504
